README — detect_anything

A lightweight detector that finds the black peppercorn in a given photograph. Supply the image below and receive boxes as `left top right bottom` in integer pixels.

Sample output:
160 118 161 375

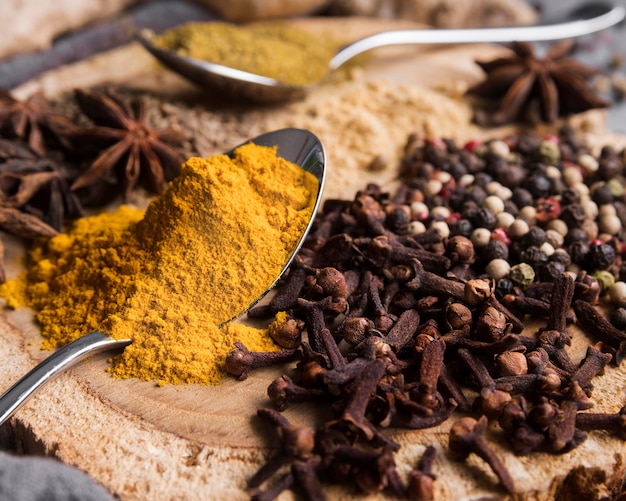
481 239 509 263
448 160 468 180
386 207 410 234
609 307 626 331
516 131 541 154
521 227 547 248
464 186 487 205
568 240 590 264
503 200 519 217
586 243 616 270
473 172 493 188
450 218 474 238
495 278 515 299
520 246 548 269
471 208 496 231
524 173 550 198
539 261 566 282
511 187 533 209
549 249 571 268
497 165 526 188
591 184 614 205
565 227 589 245
560 188 581 207
560 204 586 228
598 152 622 181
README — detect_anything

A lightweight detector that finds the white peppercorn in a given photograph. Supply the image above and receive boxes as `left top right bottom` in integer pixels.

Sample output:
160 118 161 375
599 214 622 235
482 195 504 215
508 218 530 238
485 258 511 280
495 211 515 229
562 166 583 186
546 218 568 236
410 201 429 219
430 220 450 238
409 220 427 235
578 153 599 173
539 242 555 257
545 229 564 248
609 281 626 304
470 227 491 248
518 206 536 224
430 206 451 219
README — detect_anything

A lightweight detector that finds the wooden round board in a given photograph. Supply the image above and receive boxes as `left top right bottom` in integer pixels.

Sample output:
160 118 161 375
1 16 625 501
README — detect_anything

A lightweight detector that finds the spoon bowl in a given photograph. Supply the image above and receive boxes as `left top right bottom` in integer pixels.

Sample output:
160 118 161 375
137 3 625 103
0 127 326 426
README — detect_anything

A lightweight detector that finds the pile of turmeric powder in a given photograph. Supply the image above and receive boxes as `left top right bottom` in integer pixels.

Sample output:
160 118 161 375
1 143 318 385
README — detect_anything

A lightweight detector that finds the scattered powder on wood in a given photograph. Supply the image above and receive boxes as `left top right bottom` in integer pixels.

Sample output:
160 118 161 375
155 78 479 200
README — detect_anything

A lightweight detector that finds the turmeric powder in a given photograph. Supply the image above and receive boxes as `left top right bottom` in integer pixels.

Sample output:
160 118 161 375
1 143 318 385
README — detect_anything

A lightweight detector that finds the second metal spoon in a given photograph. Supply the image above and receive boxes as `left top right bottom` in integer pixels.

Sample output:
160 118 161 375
137 3 625 103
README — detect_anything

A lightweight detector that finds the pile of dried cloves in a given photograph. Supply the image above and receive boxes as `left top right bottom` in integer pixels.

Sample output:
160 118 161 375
227 126 626 500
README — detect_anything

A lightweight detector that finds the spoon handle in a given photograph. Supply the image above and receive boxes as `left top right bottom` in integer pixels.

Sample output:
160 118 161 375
330 5 625 70
0 331 130 427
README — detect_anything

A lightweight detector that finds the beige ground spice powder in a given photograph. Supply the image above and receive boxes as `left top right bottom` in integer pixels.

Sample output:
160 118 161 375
156 77 479 201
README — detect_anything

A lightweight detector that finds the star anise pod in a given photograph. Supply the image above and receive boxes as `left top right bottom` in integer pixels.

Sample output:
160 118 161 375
0 138 83 234
0 89 75 156
68 88 186 200
467 40 610 125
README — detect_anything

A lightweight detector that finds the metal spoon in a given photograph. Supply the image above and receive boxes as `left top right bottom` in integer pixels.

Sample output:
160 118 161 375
136 3 625 103
0 127 326 426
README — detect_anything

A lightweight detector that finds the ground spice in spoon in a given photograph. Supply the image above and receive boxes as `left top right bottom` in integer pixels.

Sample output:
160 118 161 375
154 21 340 87
0 143 319 385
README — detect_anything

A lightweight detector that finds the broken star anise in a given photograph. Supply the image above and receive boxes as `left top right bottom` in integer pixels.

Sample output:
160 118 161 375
467 40 609 125
0 138 83 235
68 88 186 200
0 89 75 156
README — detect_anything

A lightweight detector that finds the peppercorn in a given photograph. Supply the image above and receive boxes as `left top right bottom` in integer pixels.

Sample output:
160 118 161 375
386 206 410 234
521 227 547 248
471 207 496 230
509 263 535 289
450 218 473 238
511 187 533 210
568 240 590 265
560 203 586 228
481 239 509 263
520 246 548 269
539 260 566 282
592 184 614 205
560 188 581 206
593 270 616 291
586 243 616 270
565 227 589 245
609 307 626 330
524 172 551 198
549 249 571 268
494 278 515 299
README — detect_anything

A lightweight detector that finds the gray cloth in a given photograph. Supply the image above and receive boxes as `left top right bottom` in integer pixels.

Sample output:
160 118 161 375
0 452 114 501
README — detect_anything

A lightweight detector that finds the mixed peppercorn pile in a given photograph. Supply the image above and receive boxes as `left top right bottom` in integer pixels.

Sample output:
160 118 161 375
227 125 626 500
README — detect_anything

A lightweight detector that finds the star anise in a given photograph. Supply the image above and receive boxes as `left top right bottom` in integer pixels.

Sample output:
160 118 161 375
0 89 75 156
0 138 83 234
68 89 186 200
0 138 84 283
467 40 609 125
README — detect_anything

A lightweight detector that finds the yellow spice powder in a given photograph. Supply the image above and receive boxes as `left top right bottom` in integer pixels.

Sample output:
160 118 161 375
154 21 339 87
2 143 318 385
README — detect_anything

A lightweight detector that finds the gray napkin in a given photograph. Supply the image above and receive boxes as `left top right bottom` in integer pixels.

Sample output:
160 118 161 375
0 452 114 501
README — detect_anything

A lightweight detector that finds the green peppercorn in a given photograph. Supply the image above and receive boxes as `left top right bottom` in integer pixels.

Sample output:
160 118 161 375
509 263 535 289
537 140 561 165
592 270 616 292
